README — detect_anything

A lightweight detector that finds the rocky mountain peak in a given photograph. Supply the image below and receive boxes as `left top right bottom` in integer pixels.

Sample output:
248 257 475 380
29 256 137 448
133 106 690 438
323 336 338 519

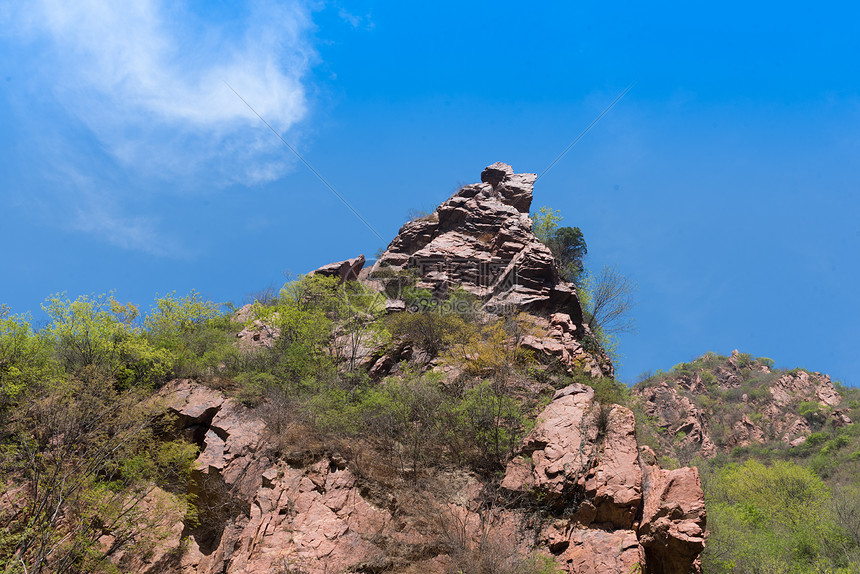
371 162 579 318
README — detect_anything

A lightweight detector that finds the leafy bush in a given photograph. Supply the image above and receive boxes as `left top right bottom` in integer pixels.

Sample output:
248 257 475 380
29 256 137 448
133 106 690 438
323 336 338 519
144 290 232 378
702 459 846 573
387 309 469 359
452 380 533 469
799 401 828 428
807 431 830 447
0 309 52 411
43 293 174 387
758 356 775 369
0 373 197 573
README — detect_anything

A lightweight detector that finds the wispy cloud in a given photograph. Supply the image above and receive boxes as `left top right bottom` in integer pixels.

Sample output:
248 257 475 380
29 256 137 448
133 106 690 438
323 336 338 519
1 0 316 253
337 6 374 30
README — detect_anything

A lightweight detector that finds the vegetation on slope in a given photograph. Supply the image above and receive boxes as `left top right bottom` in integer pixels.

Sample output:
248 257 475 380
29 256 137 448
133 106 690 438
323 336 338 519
631 352 860 573
1 276 626 573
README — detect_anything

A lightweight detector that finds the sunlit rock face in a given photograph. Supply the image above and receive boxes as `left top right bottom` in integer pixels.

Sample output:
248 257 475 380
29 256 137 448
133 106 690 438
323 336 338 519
134 380 707 574
372 162 581 317
370 161 613 377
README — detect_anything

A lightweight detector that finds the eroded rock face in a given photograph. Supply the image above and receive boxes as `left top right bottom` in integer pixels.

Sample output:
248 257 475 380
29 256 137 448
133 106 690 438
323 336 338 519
502 384 705 574
153 380 403 574
142 380 706 574
769 369 841 407
521 313 612 379
638 447 707 574
372 162 581 318
232 304 280 351
635 381 717 458
310 254 366 282
371 162 612 377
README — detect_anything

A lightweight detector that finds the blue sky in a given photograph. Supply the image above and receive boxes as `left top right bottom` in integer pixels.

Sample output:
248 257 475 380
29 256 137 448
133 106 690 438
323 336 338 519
1 1 858 385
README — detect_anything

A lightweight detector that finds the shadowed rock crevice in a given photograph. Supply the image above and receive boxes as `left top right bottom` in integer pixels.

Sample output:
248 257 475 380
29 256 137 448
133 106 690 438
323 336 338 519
182 470 241 556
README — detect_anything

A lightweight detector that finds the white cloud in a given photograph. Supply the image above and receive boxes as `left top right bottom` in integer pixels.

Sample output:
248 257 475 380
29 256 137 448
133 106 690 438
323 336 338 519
1 0 317 253
24 0 313 180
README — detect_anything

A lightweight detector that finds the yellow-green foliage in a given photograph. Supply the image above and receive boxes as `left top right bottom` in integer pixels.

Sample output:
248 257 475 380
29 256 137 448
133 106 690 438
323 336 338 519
703 459 855 573
0 308 52 408
386 308 469 358
0 374 198 573
452 380 534 466
443 313 539 381
531 206 563 244
43 293 174 387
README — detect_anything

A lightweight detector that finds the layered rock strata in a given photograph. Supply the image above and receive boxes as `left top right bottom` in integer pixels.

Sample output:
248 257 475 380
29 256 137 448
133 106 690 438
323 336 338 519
372 162 582 318
502 384 706 574
365 161 611 377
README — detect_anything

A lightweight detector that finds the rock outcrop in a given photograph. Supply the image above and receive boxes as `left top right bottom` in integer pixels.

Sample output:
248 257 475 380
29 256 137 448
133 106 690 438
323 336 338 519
371 162 612 377
150 380 404 574
233 304 280 351
310 254 366 282
372 162 581 318
633 351 851 461
501 383 706 574
140 380 706 574
638 447 707 574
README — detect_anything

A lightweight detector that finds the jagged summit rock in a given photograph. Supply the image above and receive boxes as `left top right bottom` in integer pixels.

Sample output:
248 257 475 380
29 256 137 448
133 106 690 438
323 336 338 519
371 162 581 319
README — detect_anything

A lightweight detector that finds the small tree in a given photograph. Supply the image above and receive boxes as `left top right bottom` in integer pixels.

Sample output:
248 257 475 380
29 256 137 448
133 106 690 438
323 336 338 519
43 293 173 387
531 207 587 283
532 207 563 244
0 309 52 413
582 265 636 338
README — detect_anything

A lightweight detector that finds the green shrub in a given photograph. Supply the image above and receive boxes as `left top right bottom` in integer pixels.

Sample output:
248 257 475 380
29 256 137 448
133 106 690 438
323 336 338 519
0 374 197 572
0 309 53 409
757 357 775 369
452 380 533 469
735 352 754 367
821 436 851 455
589 376 629 407
43 293 174 387
387 309 469 358
799 401 828 427
806 431 829 446
702 459 840 573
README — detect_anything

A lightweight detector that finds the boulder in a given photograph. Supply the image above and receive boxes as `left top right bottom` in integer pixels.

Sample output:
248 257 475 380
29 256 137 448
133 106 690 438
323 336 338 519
310 254 366 282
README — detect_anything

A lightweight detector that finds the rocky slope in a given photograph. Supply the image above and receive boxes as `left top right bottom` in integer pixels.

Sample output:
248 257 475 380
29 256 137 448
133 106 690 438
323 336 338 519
632 350 853 462
135 379 705 574
126 162 707 573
